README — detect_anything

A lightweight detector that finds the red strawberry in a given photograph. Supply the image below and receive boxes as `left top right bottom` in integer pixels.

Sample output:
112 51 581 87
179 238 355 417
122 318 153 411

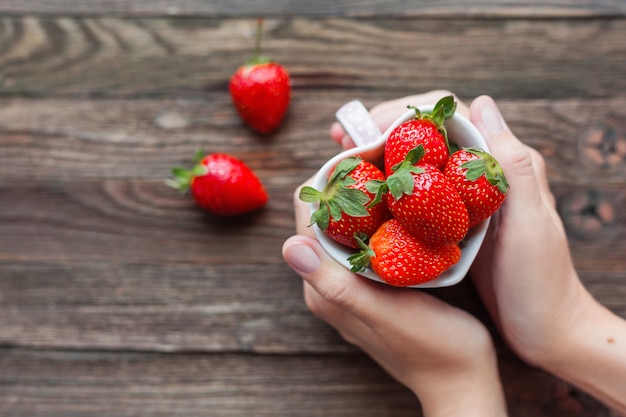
368 145 469 246
348 219 461 287
229 18 290 134
444 148 509 228
167 151 268 216
299 157 391 249
384 95 456 175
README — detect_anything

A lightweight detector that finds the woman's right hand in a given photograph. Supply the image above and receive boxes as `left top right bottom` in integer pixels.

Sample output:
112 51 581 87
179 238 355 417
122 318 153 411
468 96 626 413
466 95 584 363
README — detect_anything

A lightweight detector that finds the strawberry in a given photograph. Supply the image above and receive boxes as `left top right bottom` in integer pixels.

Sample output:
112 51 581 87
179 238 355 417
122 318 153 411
229 18 290 134
299 156 391 249
368 145 469 246
383 95 456 175
348 219 461 287
167 151 268 216
444 148 509 228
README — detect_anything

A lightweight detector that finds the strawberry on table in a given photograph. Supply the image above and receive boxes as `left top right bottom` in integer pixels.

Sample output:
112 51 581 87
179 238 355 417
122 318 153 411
348 219 461 287
444 148 509 227
299 156 391 249
167 151 268 216
229 18 291 134
368 145 469 246
383 95 456 174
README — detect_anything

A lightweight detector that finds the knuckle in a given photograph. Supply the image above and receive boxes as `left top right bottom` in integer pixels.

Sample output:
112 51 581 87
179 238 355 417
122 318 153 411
316 279 358 311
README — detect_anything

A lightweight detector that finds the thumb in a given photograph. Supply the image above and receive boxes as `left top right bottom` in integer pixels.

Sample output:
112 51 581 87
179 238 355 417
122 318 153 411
469 96 543 209
282 235 376 317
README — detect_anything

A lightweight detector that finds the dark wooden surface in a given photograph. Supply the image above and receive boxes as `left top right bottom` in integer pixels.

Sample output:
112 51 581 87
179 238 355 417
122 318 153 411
1 2 625 416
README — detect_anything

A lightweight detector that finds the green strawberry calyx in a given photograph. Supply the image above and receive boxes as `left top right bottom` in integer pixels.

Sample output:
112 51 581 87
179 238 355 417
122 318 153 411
165 150 209 193
299 157 371 231
347 233 375 273
366 145 426 203
408 95 457 153
461 148 510 194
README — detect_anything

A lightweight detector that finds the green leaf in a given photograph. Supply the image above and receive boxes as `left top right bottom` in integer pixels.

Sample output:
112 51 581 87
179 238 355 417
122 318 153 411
310 206 331 231
335 188 371 217
347 233 375 273
337 186 371 205
407 105 421 119
165 178 187 192
435 95 457 120
405 145 425 165
365 180 388 207
496 180 509 194
299 186 322 203
430 101 446 126
191 164 208 177
466 166 486 181
340 176 357 187
461 149 510 194
461 159 486 181
193 149 206 164
461 159 486 171
387 170 414 200
327 199 343 222
329 157 362 183
171 167 190 179
166 167 192 193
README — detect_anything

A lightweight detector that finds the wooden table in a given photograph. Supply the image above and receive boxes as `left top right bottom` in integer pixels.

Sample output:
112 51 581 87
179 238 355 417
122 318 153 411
1 2 625 416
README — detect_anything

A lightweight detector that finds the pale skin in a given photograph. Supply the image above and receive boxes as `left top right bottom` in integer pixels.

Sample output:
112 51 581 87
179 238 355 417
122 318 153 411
283 91 626 416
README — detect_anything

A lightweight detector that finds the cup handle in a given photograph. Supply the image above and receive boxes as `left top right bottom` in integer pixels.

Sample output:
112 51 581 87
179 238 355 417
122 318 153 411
335 100 382 148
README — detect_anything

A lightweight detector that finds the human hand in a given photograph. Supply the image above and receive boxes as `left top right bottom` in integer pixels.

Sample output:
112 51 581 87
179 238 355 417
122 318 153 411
464 96 588 364
282 194 506 416
329 90 469 148
283 91 508 416
329 91 583 365
329 91 625 412
468 96 626 413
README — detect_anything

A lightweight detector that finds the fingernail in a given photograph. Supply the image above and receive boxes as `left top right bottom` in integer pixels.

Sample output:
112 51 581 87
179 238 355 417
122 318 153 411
481 98 508 134
283 241 321 274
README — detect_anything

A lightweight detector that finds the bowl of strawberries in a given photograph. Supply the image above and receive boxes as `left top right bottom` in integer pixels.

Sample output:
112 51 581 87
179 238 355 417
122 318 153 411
299 96 508 288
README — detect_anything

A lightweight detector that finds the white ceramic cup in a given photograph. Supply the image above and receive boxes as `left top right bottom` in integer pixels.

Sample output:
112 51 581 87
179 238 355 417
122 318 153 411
309 100 490 288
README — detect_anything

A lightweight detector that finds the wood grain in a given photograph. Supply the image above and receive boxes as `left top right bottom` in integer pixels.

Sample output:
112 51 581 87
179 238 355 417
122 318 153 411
0 17 624 98
0 95 624 352
0 96 625 182
0 0 624 18
0 6 624 417
0 348 608 417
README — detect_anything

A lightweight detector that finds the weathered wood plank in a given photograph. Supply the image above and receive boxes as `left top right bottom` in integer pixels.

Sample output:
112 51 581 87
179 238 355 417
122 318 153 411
0 258 623 352
0 5 622 417
0 348 609 417
0 94 624 352
0 96 625 184
0 17 624 98
0 177 623 269
0 261 351 353
0 0 624 18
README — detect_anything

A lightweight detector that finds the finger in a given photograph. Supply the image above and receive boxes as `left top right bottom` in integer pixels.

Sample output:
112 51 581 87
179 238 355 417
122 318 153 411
331 91 468 151
329 122 357 149
469 95 544 210
302 281 375 347
282 235 382 323
369 90 469 129
528 147 557 208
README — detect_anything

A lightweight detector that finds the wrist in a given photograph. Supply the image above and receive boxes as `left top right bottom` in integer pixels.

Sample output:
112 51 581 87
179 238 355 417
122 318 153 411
539 297 626 414
414 345 508 417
